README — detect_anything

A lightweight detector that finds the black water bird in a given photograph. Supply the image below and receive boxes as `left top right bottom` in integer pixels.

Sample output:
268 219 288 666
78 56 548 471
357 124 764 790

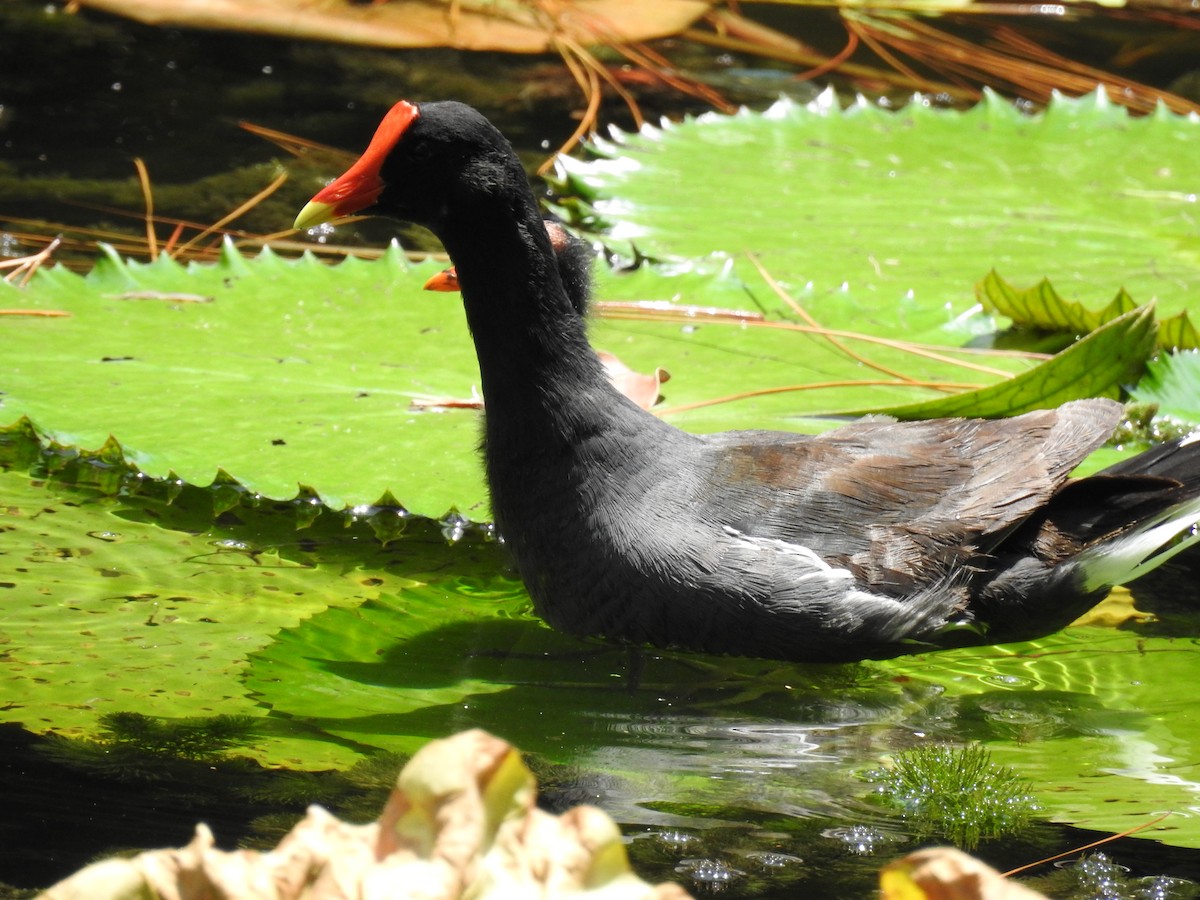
295 99 1200 663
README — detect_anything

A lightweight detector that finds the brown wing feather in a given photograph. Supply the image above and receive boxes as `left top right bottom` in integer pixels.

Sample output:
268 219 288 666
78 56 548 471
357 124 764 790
699 400 1124 593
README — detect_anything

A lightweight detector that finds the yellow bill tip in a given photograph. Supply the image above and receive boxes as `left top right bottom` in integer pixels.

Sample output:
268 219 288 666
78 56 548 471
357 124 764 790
293 200 338 232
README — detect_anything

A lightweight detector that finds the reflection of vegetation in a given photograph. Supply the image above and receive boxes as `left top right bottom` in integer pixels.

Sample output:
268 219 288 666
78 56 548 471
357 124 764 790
35 717 410 848
865 743 1038 850
98 712 256 761
41 713 258 782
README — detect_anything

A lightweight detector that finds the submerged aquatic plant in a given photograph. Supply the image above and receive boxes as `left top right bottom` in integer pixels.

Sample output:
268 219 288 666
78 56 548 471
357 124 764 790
865 743 1038 850
38 713 259 784
1026 851 1200 900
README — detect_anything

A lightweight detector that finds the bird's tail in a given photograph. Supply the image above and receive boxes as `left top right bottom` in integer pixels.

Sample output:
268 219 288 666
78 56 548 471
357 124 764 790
1070 432 1200 590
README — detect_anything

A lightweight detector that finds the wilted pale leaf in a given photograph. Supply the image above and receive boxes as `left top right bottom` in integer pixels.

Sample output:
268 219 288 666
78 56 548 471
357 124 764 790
880 848 1047 900
38 730 693 900
71 0 711 52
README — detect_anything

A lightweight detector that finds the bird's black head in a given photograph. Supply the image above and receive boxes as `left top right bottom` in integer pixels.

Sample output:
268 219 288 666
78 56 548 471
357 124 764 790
293 100 519 236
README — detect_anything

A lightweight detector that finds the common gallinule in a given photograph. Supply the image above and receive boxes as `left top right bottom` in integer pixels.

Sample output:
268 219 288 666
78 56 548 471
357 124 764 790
425 224 668 410
424 220 594 319
295 100 1200 662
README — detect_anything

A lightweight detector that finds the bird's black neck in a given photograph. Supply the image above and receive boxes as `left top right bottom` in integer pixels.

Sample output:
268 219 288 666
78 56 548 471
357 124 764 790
439 187 621 444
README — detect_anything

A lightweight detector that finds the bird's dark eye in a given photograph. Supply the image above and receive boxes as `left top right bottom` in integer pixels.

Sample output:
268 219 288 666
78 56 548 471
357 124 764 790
409 140 435 162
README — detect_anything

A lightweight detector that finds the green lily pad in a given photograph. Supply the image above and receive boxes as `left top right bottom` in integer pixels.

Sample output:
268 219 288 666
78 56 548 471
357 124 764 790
6 451 1200 848
1 244 492 515
0 463 508 769
0 248 1156 517
0 244 1028 516
559 89 1200 328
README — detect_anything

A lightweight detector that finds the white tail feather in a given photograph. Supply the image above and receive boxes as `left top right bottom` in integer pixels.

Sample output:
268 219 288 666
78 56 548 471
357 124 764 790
1078 495 1200 591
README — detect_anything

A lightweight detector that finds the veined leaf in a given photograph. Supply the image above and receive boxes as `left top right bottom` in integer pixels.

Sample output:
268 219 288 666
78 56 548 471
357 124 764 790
838 304 1156 420
978 270 1199 352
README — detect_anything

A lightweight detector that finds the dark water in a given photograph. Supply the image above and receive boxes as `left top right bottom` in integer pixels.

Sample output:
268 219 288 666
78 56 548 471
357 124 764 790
1 2 726 257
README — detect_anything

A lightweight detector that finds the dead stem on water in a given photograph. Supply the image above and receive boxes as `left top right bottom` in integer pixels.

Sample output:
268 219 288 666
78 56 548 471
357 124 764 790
238 122 352 162
844 12 1200 115
747 251 942 390
133 158 158 260
2 154 424 271
1002 812 1172 877
172 171 290 258
655 377 987 416
681 5 1199 117
600 299 1043 377
0 237 64 288
746 251 1056 393
685 8 978 101
537 0 736 171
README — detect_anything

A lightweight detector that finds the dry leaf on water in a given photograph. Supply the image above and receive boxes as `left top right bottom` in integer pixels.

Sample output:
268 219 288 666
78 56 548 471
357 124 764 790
597 350 669 410
71 0 711 52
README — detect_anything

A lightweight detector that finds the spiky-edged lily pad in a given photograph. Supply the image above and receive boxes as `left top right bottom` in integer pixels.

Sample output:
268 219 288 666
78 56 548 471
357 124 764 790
4 91 1195 517
977 270 1200 352
0 464 509 769
0 245 493 515
6 456 1200 848
559 89 1199 324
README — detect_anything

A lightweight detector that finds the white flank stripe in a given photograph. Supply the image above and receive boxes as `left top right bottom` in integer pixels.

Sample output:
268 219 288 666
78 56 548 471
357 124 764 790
1079 495 1200 591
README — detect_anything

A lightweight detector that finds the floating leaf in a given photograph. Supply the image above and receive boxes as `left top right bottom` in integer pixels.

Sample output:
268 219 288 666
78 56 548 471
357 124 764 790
0 244 492 515
834 304 1156 419
0 244 1031 516
977 270 1199 352
0 464 507 768
558 90 1200 331
1130 350 1200 427
6 92 1200 516
7 460 1200 848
